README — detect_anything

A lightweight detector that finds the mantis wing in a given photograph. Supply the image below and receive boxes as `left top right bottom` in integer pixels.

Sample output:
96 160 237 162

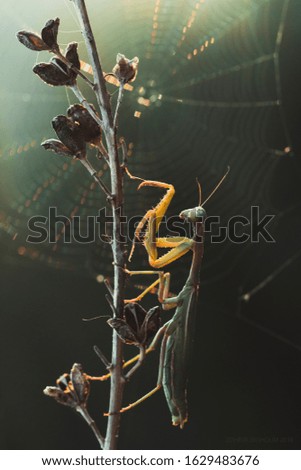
162 285 199 428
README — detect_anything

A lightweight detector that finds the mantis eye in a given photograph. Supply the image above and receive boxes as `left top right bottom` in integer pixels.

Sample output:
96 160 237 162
195 207 207 220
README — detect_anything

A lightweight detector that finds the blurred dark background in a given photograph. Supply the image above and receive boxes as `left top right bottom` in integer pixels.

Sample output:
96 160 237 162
0 0 301 450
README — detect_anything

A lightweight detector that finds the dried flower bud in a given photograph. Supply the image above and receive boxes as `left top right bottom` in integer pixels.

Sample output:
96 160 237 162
112 54 139 84
67 104 101 146
16 31 49 51
65 42 80 70
108 303 161 347
41 139 74 158
44 363 90 409
52 115 86 159
33 59 77 87
41 18 60 51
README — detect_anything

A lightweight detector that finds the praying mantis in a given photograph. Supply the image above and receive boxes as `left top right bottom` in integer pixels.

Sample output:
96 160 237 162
118 167 229 428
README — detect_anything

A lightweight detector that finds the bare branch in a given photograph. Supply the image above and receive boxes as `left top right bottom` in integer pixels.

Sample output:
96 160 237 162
79 158 112 199
125 346 146 380
77 406 105 449
71 0 113 127
113 84 124 129
55 50 95 88
93 345 111 370
70 84 103 127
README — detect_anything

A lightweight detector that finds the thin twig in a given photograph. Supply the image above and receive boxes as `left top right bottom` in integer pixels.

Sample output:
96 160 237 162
93 345 111 369
104 278 114 297
77 406 105 448
96 141 110 161
79 158 112 199
71 0 113 124
105 294 118 316
70 84 103 127
125 346 146 380
113 84 124 128
55 50 95 88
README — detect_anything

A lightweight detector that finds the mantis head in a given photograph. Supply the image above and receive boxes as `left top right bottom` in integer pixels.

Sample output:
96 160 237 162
179 206 206 222
179 166 230 223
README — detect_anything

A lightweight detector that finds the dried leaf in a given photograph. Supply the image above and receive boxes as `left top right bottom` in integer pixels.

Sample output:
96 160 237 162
44 385 76 408
140 306 161 342
65 42 80 70
107 318 139 345
16 31 49 51
70 363 90 404
33 60 77 87
41 139 74 157
41 18 60 51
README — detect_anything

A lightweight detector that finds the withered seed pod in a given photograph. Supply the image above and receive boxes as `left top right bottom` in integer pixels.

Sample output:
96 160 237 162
44 363 90 408
52 115 86 159
112 53 139 84
108 303 161 348
67 103 101 146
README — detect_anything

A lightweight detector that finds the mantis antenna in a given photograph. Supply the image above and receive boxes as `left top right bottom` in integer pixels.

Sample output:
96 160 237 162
202 166 230 206
196 178 202 206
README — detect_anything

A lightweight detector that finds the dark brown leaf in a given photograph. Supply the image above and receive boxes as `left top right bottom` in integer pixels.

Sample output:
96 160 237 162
107 318 139 345
16 31 49 51
33 60 77 87
70 363 90 404
141 306 161 342
41 18 60 51
41 139 74 158
65 42 80 70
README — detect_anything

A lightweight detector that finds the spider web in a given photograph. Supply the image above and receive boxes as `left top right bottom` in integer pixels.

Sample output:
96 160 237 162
0 0 300 348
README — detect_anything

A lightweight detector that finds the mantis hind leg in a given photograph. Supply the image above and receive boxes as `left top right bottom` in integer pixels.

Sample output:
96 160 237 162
119 325 169 413
89 319 172 383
